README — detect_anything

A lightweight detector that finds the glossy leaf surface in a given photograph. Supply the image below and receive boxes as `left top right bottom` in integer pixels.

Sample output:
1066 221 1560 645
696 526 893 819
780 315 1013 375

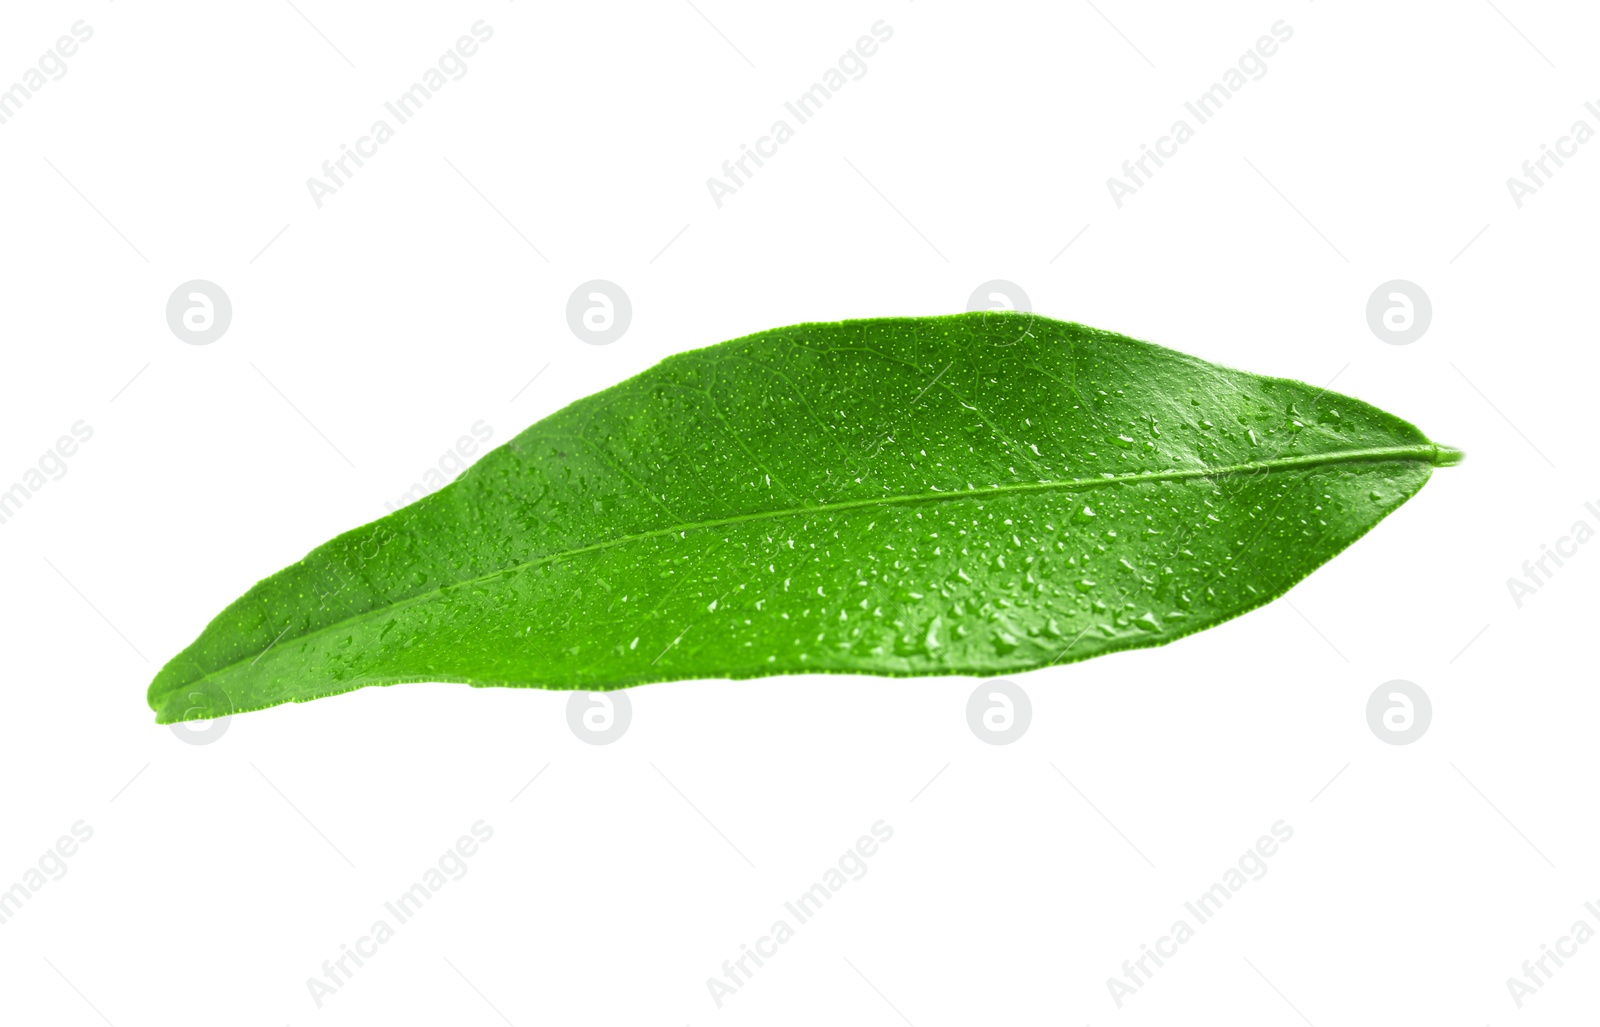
150 313 1460 722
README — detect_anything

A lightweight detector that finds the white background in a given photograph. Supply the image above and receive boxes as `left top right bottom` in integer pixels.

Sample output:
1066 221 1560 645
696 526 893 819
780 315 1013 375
0 1 1595 1023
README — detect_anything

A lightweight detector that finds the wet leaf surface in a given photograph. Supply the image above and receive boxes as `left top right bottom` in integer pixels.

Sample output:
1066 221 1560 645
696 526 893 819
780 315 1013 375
149 313 1460 722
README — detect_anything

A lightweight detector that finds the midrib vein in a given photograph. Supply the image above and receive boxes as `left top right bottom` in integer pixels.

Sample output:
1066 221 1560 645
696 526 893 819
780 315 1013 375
171 443 1449 690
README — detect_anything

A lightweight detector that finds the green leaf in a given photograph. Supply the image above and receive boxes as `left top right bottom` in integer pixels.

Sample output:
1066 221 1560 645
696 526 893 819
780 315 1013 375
149 313 1460 723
